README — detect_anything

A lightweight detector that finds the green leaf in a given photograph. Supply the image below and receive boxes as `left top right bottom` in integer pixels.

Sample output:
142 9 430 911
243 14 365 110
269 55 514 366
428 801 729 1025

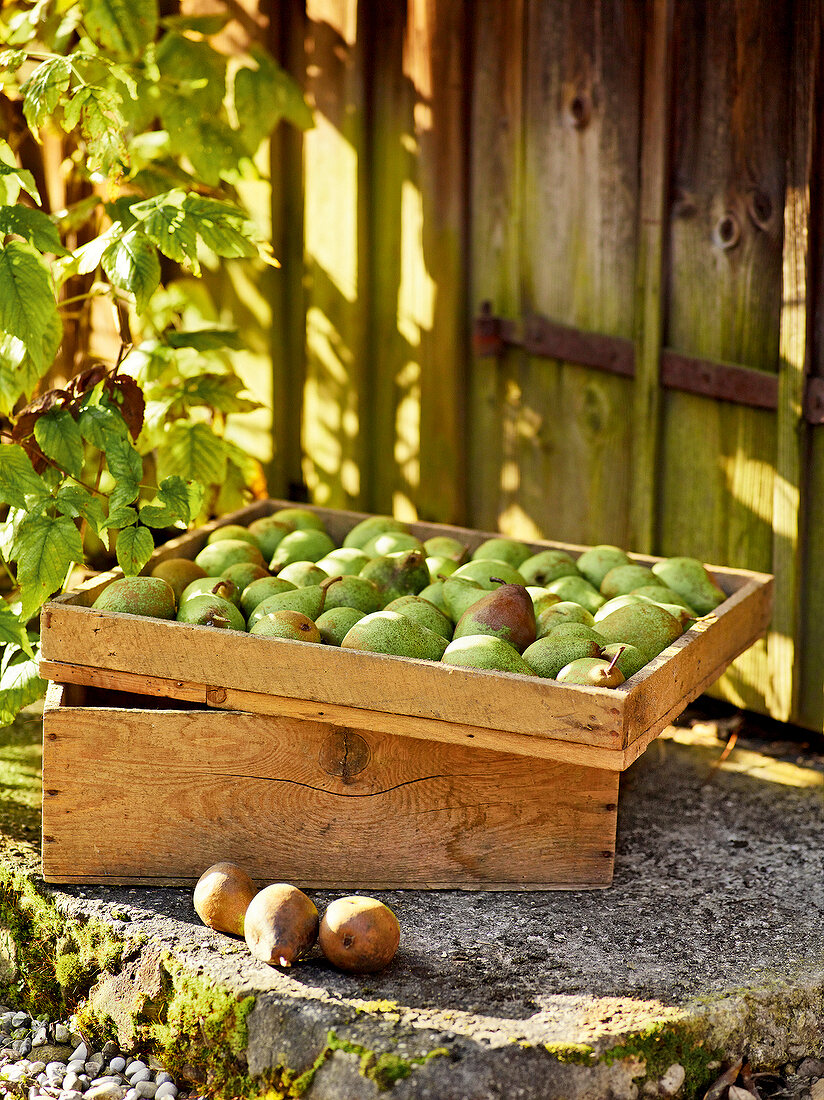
84 0 159 58
138 473 191 528
21 56 72 131
0 49 26 75
156 32 226 114
180 194 257 259
103 434 142 509
0 241 60 371
0 647 46 729
0 204 66 254
33 408 84 480
54 484 108 536
180 373 262 415
234 49 314 152
160 421 227 485
115 523 154 575
0 160 41 206
164 110 246 188
77 403 129 450
101 228 160 312
105 504 137 529
12 513 84 619
159 13 230 35
164 328 244 352
0 444 51 510
0 603 33 658
130 190 199 271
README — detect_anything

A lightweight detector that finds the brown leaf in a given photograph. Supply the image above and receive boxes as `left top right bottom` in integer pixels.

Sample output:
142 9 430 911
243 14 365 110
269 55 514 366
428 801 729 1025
104 373 145 440
728 1087 758 1100
701 1058 744 1100
11 388 72 442
65 364 108 400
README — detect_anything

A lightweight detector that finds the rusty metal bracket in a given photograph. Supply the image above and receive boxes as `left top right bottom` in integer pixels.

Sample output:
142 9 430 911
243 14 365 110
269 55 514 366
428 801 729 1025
659 351 778 410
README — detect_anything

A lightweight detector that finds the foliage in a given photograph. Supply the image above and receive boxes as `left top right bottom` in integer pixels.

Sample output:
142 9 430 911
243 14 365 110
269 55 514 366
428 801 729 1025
0 0 314 725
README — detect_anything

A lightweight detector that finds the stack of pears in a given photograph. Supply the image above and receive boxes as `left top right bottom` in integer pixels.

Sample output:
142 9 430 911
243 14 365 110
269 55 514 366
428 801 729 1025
90 511 728 685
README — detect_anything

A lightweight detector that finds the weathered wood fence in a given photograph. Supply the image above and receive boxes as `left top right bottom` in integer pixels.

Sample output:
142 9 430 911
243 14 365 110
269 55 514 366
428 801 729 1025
256 0 823 731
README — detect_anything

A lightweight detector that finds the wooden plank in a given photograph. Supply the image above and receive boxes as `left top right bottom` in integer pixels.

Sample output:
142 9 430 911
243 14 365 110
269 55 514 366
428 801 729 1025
42 685 619 889
630 0 673 554
767 0 819 723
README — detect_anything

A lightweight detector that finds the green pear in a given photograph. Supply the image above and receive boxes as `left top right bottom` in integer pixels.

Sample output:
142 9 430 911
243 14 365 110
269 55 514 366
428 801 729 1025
383 594 454 640
207 524 260 547
452 558 527 587
452 583 536 652
555 657 625 688
150 558 207 605
441 635 534 675
600 642 648 681
423 535 468 563
359 549 431 606
180 577 242 609
276 561 329 588
470 537 532 568
221 562 269 592
270 528 336 569
177 593 246 631
574 544 632 589
629 584 697 613
521 635 603 679
250 610 321 643
594 601 683 663
361 531 425 557
650 556 727 615
600 563 655 598
195 538 265 575
546 575 605 614
418 579 450 617
545 622 605 644
343 515 408 550
442 576 487 622
240 576 297 619
315 606 365 646
341 610 448 661
321 575 383 614
519 550 579 587
527 587 562 616
270 507 327 531
247 581 332 629
247 516 293 560
92 576 176 619
536 601 595 638
593 595 646 620
315 547 370 576
426 555 460 581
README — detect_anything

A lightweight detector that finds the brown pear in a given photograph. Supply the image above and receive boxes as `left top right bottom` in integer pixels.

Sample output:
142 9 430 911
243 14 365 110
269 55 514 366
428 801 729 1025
452 580 536 653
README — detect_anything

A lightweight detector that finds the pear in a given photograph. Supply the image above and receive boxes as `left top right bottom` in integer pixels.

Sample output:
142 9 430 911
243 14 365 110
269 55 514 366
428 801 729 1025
426 555 460 581
519 549 579 587
250 610 322 643
651 556 727 615
270 507 326 532
441 635 535 675
535 601 595 638
600 642 648 681
321 575 382 614
247 516 293 560
221 562 269 592
343 515 408 550
423 535 468 563
177 593 246 631
546 575 605 614
452 558 527 587
150 558 207 604
195 538 265 575
555 657 625 688
452 582 536 652
276 561 329 588
594 595 646 620
629 584 697 613
442 576 487 622
316 547 370 576
180 576 243 609
418 579 450 617
594 601 683 663
240 576 297 619
527 587 562 616
383 594 454 640
359 549 430 606
341 610 448 661
270 528 336 569
599 563 655 598
470 537 532 568
207 524 260 547
361 531 425 557
92 576 176 620
574 545 632 589
315 606 365 646
545 622 605 644
247 580 333 629
521 635 603 679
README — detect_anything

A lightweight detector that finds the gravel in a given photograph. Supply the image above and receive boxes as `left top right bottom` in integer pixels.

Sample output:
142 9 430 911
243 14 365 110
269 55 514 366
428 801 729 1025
0 1006 201 1100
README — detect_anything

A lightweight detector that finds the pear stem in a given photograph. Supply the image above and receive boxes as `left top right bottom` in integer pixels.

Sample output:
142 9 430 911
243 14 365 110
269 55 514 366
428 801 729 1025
606 646 625 675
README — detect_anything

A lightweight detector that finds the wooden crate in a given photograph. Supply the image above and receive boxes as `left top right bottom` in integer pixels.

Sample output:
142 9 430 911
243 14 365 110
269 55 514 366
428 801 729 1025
38 499 773 888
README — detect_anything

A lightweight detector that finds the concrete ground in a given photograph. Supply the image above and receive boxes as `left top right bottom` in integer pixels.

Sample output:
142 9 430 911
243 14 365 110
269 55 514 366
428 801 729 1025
1 700 823 1100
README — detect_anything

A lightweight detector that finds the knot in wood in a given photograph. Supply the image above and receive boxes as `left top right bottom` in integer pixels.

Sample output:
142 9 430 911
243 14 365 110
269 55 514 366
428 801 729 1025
319 729 370 783
713 211 741 250
746 188 774 231
565 90 592 129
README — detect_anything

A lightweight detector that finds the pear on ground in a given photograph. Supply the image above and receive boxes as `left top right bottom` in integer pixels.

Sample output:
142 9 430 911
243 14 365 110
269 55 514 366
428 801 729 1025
92 576 176 620
519 550 579 587
221 562 269 592
177 593 246 631
341 611 448 661
343 515 408 550
599 563 655 598
651 556 727 615
423 535 468 563
180 577 242 609
270 507 326 531
207 524 260 547
359 549 430 606
546 575 605 614
195 539 265 575
321 575 382 614
270 528 336 569
470 537 532 568
574 545 632 589
316 547 370 576
315 606 365 646
247 516 293 560
240 576 297 619
453 558 526 587
521 635 603 679
247 580 333 629
594 601 683 663
601 643 648 681
250 610 322 643
452 583 536 652
276 561 329 588
555 657 625 688
442 576 487 622
383 595 454 640
441 635 535 675
361 531 425 557
150 558 207 604
536 601 595 638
